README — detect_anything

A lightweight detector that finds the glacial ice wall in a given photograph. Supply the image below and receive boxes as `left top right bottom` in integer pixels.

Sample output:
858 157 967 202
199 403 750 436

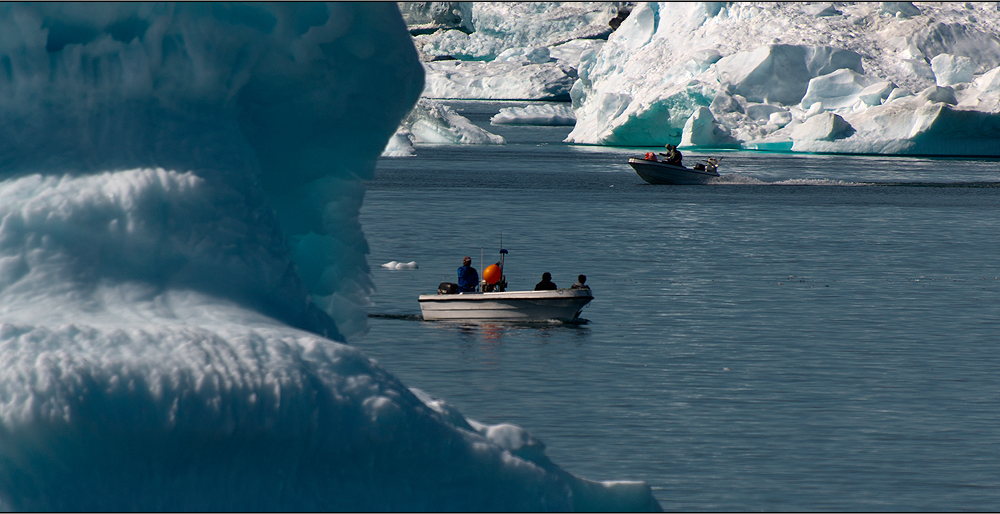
565 2 1000 155
0 3 660 511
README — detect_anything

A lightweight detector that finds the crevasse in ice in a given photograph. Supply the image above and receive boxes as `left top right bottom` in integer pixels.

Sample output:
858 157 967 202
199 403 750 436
0 3 659 511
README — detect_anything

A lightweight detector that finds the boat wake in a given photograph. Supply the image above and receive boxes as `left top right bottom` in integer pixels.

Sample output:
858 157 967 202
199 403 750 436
711 175 1000 187
367 313 425 321
711 174 865 186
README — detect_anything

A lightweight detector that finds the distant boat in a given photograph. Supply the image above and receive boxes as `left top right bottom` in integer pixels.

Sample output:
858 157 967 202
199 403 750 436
628 155 721 185
418 288 593 322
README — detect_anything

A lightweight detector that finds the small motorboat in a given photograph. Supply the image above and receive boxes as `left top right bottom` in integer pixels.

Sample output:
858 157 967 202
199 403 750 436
418 288 593 322
628 154 721 185
418 244 593 322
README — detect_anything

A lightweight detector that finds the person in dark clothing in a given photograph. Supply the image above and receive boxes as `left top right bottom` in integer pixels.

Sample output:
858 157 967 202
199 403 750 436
570 274 590 290
457 256 479 292
534 272 557 291
661 144 682 166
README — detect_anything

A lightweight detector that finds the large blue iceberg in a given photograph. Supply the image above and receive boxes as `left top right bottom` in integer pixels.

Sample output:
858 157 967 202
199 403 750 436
0 3 658 511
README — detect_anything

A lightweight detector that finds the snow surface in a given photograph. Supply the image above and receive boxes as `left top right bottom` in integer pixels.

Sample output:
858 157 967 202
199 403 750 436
423 59 579 100
557 2 1000 155
0 3 658 511
492 103 578 125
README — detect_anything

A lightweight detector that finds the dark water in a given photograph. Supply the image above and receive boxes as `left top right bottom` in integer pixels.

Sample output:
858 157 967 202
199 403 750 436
356 101 1000 511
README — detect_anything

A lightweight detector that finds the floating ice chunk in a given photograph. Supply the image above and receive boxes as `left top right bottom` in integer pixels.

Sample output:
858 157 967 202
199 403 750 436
399 99 505 145
931 54 976 86
381 132 416 157
800 69 875 110
381 261 419 270
679 106 740 148
791 112 853 141
423 60 576 101
491 104 576 126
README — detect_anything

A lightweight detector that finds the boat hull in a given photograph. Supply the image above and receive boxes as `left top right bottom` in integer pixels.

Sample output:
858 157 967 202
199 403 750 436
628 157 719 185
418 289 593 322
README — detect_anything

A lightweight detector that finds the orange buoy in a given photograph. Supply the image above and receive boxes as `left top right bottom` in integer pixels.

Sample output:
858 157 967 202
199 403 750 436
483 264 502 284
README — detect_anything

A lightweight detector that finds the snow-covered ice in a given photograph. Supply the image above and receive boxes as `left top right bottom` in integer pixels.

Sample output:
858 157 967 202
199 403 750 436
0 3 659 511
415 2 618 61
413 2 619 101
383 98 505 157
423 59 579 100
555 2 1000 155
381 261 420 270
492 103 577 125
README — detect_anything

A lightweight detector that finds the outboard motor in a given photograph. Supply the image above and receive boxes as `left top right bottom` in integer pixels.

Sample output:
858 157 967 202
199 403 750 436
438 282 459 295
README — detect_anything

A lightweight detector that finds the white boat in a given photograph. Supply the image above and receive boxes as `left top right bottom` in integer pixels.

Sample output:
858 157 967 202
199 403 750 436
418 288 593 322
628 156 720 185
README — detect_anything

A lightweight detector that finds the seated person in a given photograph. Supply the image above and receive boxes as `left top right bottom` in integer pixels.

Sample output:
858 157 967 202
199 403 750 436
570 274 590 290
663 144 682 165
534 272 557 291
457 256 479 292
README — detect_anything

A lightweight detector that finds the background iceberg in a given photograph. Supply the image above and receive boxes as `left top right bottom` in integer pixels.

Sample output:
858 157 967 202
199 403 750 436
0 3 657 511
415 2 617 61
555 2 1000 155
413 2 617 101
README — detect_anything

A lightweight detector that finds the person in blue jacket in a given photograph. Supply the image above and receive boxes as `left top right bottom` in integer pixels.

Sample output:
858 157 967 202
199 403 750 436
457 256 479 292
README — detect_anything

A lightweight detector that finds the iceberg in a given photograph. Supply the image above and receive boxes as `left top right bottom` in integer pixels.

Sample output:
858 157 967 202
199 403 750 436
0 3 658 511
492 103 577 125
381 260 419 270
423 59 578 100
411 3 620 101
565 2 1000 155
415 2 619 61
398 1 474 36
383 98 505 156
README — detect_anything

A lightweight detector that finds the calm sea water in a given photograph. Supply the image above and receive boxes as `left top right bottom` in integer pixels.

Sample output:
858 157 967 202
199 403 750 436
356 101 1000 511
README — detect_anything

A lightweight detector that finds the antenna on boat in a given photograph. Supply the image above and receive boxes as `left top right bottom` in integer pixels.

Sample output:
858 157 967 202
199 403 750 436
499 231 507 292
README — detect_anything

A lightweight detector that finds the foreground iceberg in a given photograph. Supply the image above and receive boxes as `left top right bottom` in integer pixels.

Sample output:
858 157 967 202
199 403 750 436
0 3 658 511
566 2 1000 155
